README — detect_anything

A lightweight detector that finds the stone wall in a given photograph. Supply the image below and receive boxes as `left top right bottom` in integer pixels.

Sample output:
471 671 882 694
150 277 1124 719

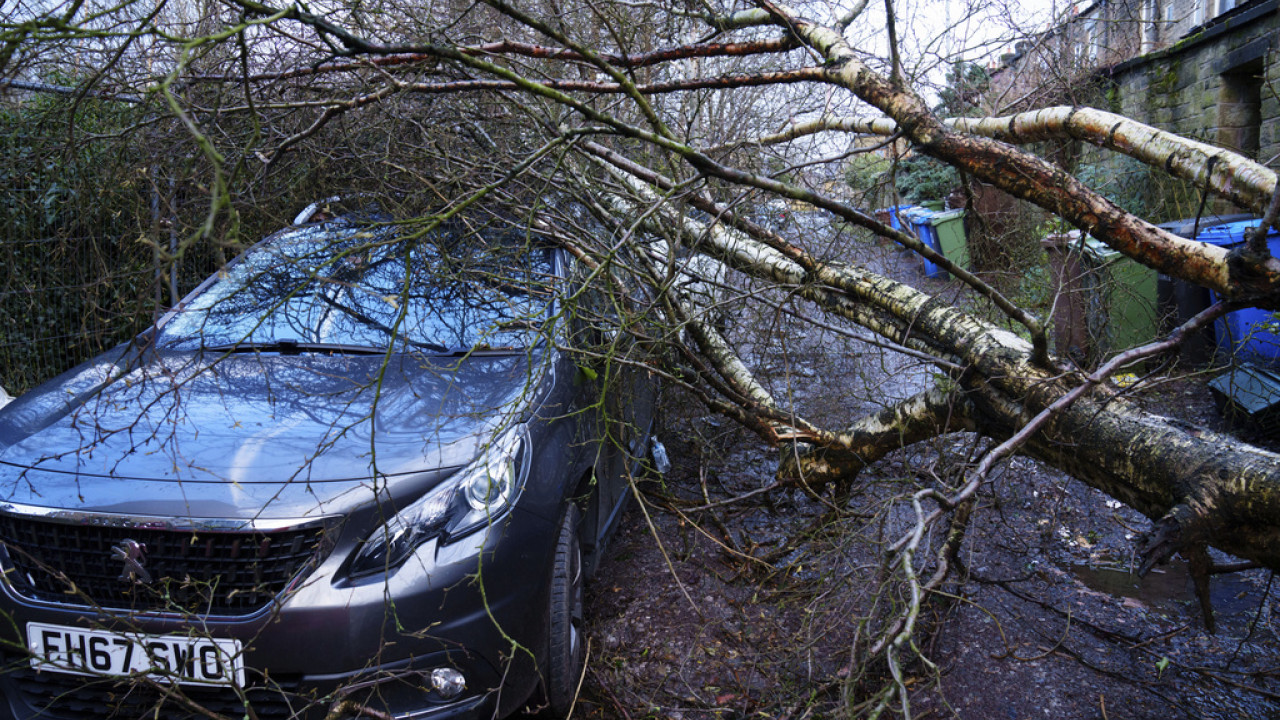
1103 0 1279 217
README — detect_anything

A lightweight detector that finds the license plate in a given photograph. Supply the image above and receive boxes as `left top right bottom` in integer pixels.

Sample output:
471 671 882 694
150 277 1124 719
26 622 245 686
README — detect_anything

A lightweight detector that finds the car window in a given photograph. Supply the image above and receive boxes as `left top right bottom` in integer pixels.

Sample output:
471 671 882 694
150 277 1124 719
157 221 557 352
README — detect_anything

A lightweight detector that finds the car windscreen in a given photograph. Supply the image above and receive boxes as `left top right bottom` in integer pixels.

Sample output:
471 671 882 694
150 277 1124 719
157 221 557 353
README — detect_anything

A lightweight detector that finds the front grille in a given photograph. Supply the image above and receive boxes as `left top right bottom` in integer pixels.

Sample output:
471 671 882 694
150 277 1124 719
0 656 318 720
0 515 333 615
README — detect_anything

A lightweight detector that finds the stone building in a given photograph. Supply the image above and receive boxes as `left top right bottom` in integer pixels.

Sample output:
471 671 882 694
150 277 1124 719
988 0 1277 218
977 1 1277 368
1108 1 1279 165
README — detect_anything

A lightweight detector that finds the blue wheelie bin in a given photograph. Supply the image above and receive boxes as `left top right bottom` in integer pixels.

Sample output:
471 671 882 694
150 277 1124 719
1196 219 1280 366
903 207 947 279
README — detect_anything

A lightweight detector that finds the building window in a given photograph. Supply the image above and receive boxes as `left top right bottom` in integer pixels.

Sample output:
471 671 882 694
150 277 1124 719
1141 0 1160 52
1079 16 1098 63
1215 0 1242 17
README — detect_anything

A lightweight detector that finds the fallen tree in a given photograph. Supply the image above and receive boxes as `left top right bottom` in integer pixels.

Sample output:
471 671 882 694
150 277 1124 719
5 0 1280 715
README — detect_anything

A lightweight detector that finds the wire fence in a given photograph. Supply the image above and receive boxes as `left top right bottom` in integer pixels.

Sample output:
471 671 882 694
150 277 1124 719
0 97 162 395
0 229 160 394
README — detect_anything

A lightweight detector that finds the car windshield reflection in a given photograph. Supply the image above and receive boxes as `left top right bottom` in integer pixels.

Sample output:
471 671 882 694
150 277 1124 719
157 220 557 353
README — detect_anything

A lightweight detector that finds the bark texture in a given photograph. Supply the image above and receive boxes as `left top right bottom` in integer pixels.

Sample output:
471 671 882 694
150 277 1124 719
599 157 1280 573
764 4 1280 306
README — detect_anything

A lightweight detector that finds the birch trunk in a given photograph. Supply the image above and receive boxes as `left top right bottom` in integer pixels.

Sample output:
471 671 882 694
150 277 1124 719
598 159 1280 573
765 3 1280 306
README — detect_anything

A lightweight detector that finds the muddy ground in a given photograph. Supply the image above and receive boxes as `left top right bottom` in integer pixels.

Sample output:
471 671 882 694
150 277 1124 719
561 221 1280 720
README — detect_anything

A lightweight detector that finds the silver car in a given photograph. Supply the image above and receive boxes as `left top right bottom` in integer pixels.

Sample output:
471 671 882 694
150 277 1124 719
0 212 656 719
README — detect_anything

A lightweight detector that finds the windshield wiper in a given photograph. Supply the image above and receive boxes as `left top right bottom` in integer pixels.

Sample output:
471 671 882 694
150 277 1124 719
201 340 431 355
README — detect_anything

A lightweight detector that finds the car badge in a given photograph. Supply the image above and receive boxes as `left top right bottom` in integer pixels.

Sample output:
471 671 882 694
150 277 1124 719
113 539 153 584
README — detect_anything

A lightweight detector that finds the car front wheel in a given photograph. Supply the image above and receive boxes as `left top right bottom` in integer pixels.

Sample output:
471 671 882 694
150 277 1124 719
543 504 585 717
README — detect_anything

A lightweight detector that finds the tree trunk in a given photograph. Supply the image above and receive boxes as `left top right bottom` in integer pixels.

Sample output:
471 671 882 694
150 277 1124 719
597 154 1280 573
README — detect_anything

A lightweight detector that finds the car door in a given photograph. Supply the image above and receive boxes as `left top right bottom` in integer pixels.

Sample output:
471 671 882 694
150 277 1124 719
563 256 657 567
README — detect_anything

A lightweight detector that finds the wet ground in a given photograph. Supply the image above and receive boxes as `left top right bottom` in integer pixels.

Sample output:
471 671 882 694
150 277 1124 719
562 217 1280 720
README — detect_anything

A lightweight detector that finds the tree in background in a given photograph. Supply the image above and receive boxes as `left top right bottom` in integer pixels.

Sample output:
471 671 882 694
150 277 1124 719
935 60 990 117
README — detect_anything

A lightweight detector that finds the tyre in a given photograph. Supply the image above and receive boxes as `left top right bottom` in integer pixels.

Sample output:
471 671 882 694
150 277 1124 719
543 504 585 717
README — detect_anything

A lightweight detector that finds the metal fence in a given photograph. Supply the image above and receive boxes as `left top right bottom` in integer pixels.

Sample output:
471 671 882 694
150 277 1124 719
0 229 160 394
0 96 165 393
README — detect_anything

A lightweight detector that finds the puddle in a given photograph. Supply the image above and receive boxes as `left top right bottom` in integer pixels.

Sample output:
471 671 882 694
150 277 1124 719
1069 559 1263 617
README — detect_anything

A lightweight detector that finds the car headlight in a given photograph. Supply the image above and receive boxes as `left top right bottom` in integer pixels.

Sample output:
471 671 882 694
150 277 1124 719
350 428 527 576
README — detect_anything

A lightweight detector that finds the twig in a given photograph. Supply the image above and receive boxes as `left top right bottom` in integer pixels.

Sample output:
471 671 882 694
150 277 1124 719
627 473 705 619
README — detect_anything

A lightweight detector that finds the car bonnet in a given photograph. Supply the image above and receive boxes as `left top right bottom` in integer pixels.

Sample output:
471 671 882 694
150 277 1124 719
0 349 548 519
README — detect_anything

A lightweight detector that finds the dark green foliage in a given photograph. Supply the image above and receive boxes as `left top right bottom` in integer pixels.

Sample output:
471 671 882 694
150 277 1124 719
0 93 156 393
934 61 990 117
843 152 891 199
1074 154 1203 222
893 154 957 204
